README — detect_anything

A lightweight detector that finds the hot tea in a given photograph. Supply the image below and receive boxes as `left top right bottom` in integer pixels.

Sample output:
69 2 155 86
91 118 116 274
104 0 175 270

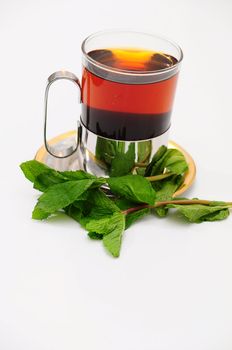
81 48 179 141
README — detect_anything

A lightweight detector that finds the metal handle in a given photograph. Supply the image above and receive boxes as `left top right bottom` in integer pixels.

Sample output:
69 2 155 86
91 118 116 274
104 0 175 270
44 70 82 158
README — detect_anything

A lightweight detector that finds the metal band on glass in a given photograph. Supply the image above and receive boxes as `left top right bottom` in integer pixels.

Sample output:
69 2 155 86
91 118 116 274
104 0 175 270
80 121 170 177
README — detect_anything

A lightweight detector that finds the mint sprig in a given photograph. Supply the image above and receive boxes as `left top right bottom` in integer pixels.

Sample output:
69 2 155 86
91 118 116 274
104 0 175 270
20 147 232 258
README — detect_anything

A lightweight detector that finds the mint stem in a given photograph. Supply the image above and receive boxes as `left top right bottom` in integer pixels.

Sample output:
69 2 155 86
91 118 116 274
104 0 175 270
146 172 174 182
122 199 232 215
135 162 149 167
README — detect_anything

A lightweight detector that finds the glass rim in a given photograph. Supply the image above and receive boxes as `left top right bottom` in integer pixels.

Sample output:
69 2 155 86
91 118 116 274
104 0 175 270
81 29 183 77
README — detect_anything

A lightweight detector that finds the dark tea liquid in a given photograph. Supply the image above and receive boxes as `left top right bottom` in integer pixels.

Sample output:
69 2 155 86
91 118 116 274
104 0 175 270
81 48 178 141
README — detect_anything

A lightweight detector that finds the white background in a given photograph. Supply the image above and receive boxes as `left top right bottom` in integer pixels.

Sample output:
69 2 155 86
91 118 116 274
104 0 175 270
0 0 232 349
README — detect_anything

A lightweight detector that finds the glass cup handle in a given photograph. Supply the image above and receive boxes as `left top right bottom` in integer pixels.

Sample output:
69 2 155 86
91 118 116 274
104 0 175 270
44 70 82 159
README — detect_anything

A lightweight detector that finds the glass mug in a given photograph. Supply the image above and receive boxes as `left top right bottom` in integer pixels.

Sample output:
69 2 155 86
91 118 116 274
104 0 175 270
44 30 183 176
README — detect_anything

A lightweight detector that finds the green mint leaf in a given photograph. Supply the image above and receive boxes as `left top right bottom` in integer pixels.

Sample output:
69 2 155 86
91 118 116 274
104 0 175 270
80 207 117 229
154 207 168 218
95 137 117 165
153 175 183 217
125 208 150 229
85 212 125 257
65 204 83 223
20 160 55 183
20 160 50 182
65 196 92 223
88 232 103 240
61 171 106 189
137 140 152 164
145 146 188 177
110 143 135 177
66 189 120 228
33 171 67 192
60 170 96 180
167 203 230 223
95 138 135 176
32 179 95 220
114 198 150 229
102 214 125 257
88 189 121 213
20 160 68 192
144 145 167 176
209 201 229 206
107 175 156 205
152 174 183 195
85 212 118 234
202 209 230 221
117 141 126 153
163 149 188 175
32 207 50 220
88 177 106 188
20 160 99 192
114 198 137 210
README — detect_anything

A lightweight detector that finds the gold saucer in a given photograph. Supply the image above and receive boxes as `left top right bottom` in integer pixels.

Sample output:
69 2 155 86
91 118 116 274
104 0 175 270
35 130 196 197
